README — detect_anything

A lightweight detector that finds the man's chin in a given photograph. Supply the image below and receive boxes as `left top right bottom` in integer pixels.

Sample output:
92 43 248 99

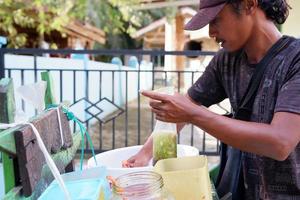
223 46 242 53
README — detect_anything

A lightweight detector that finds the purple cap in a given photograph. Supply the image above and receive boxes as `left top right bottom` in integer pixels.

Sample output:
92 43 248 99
185 0 227 31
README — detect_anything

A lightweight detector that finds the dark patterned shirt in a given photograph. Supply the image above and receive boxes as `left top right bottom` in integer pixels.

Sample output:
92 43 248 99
188 36 300 199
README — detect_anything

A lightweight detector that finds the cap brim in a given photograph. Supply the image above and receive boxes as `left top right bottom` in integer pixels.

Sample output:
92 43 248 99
184 3 226 31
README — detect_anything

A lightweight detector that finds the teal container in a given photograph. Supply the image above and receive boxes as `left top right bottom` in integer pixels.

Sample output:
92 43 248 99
39 166 111 200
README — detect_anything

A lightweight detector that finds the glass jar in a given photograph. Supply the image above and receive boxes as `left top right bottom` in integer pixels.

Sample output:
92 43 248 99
110 171 174 200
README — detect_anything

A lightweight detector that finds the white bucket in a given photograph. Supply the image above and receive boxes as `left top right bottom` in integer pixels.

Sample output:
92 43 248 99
87 144 199 177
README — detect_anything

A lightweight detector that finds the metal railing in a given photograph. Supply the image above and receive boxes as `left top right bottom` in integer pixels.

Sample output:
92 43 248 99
0 48 230 156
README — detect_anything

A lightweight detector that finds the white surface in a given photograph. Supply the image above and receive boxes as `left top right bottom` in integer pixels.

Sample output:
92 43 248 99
87 144 199 177
0 163 4 199
62 166 107 182
5 54 153 122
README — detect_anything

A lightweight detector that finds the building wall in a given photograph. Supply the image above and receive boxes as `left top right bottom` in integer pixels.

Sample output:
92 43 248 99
282 0 300 38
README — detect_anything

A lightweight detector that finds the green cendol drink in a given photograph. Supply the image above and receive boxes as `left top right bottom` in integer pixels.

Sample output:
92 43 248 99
153 131 177 165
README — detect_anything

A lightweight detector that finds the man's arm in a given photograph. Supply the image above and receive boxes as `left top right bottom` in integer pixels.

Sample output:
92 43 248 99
143 91 300 161
191 108 300 161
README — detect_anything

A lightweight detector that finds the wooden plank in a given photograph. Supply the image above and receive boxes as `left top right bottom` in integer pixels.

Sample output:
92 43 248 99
3 132 81 199
41 71 75 173
14 108 73 197
0 78 17 194
41 72 57 107
40 72 72 150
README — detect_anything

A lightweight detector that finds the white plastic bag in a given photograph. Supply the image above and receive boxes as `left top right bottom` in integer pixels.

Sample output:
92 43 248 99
16 81 47 112
152 120 177 165
151 87 177 165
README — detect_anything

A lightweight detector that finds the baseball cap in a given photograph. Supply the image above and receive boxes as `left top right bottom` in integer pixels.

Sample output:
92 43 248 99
185 0 227 31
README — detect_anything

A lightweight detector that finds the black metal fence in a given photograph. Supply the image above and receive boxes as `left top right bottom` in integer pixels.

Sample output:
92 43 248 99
0 48 230 156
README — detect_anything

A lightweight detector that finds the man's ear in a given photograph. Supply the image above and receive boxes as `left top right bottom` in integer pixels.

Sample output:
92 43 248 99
244 0 258 14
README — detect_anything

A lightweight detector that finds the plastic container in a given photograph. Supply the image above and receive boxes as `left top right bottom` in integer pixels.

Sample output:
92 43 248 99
154 156 212 200
38 166 111 200
87 144 199 177
110 171 174 200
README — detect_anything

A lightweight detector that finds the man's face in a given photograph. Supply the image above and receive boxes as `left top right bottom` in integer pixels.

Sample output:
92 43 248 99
209 3 254 52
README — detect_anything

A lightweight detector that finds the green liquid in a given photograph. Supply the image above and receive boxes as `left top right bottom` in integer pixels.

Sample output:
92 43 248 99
153 131 177 165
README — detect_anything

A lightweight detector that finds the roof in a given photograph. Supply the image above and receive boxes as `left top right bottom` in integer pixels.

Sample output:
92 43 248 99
132 7 206 40
135 0 198 10
64 21 106 45
133 7 197 39
132 7 214 49
132 17 167 39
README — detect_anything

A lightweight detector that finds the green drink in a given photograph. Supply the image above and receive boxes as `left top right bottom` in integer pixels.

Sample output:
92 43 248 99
153 131 177 166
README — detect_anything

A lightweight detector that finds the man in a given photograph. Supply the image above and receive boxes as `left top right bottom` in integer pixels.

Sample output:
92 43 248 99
126 0 300 199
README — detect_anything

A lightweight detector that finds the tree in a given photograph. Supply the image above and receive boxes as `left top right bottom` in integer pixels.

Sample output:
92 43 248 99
0 0 177 49
0 0 83 48
86 0 177 49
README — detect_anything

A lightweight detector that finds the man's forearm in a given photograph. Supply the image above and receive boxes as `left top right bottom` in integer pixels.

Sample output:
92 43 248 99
190 107 300 161
139 134 153 158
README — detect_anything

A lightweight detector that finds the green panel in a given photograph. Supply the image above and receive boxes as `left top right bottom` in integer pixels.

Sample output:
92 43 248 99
209 164 220 185
41 72 57 107
2 154 15 194
0 126 18 155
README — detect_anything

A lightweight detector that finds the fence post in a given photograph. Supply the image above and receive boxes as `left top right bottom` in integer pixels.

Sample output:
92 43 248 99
0 50 4 79
0 36 7 79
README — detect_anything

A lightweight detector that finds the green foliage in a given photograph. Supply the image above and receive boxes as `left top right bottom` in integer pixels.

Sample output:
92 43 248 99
87 0 178 49
0 0 180 49
0 0 77 48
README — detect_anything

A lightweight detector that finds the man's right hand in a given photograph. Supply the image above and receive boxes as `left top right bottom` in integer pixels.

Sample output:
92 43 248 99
122 136 153 167
122 134 154 168
123 146 153 168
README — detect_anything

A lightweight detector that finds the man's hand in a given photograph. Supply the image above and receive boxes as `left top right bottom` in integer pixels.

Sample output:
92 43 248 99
123 133 153 168
123 147 152 167
141 91 202 123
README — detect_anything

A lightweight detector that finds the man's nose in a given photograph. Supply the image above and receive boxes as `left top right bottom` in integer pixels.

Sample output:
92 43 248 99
209 24 217 38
